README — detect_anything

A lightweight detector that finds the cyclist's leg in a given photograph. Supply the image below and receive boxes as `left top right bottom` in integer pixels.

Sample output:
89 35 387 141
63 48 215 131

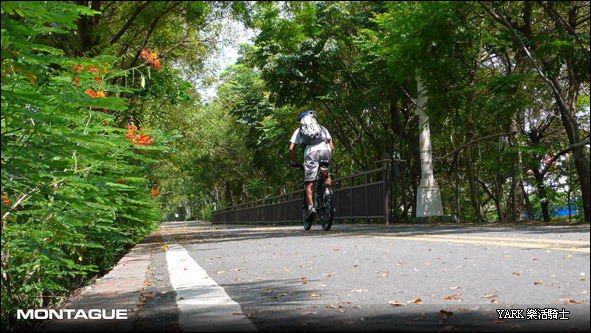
306 181 314 207
304 151 320 208
319 149 332 186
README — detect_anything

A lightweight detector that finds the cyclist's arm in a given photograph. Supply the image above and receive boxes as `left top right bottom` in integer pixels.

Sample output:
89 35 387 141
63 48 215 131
328 139 334 153
289 142 297 165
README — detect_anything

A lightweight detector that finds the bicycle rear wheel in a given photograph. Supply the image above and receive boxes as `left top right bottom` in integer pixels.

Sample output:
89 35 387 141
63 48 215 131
319 184 334 231
302 193 312 230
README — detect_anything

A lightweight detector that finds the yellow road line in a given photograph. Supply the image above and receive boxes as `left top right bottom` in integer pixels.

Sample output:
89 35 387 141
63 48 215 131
356 234 590 253
415 234 590 245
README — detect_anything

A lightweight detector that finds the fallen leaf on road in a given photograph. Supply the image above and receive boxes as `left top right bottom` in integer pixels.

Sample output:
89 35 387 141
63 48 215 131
534 281 543 285
379 272 390 278
565 299 584 304
482 292 498 298
388 300 406 306
264 289 274 293
308 293 321 298
408 298 422 304
512 272 521 276
160 245 169 251
351 289 368 293
437 310 453 319
490 299 500 303
442 296 462 300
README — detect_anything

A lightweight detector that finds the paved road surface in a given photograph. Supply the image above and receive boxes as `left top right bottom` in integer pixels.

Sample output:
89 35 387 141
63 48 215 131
42 221 590 332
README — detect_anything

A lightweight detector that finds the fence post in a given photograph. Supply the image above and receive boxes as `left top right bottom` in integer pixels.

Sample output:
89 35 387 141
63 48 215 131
366 173 370 223
350 175 354 223
384 163 390 225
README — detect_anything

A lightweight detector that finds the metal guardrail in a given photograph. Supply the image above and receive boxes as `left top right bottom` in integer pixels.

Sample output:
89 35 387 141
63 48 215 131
211 167 390 224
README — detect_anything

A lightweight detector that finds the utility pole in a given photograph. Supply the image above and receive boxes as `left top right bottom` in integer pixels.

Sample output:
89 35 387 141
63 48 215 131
415 79 444 218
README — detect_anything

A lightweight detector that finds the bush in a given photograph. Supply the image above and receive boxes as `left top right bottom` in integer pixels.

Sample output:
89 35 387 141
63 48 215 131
1 3 165 330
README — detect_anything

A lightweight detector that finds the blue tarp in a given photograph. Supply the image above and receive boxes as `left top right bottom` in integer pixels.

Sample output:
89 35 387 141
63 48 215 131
525 205 579 220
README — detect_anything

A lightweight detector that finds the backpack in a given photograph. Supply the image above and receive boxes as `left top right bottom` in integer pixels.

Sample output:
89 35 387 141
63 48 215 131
299 113 325 145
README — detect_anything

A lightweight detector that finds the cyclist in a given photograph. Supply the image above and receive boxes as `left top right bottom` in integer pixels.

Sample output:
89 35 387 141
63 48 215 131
289 110 334 219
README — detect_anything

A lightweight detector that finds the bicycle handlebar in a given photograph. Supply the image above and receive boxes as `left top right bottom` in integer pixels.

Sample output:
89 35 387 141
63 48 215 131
292 162 304 170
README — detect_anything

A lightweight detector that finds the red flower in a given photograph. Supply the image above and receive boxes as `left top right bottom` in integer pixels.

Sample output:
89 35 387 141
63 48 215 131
141 49 163 72
125 124 154 146
2 195 10 207
85 89 106 98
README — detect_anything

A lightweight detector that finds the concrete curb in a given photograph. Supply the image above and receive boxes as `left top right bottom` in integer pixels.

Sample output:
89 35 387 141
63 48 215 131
41 242 153 332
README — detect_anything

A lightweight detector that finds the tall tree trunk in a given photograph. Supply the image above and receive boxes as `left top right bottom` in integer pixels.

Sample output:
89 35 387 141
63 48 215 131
408 132 421 218
483 1 590 222
507 118 526 221
494 176 505 222
448 154 461 223
225 181 234 207
464 117 486 222
522 182 535 220
555 75 591 222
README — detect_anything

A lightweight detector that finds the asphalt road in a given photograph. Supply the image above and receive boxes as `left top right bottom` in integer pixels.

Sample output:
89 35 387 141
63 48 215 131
133 221 590 332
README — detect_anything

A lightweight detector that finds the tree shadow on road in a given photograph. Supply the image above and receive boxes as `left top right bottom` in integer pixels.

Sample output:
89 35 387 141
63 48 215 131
159 221 590 249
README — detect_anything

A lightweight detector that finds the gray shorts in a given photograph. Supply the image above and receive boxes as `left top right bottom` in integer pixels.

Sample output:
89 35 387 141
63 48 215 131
304 149 332 182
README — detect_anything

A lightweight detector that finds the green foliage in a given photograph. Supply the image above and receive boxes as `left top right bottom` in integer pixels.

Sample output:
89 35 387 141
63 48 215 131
201 0 588 224
1 2 168 330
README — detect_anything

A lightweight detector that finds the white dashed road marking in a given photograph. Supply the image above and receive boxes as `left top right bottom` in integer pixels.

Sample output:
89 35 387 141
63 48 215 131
165 243 257 332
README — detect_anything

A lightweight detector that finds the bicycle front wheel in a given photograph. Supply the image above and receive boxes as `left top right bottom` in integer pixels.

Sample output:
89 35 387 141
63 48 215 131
319 184 334 231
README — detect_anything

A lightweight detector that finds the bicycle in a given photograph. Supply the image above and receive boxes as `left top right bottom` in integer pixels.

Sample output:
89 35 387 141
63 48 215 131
294 160 335 231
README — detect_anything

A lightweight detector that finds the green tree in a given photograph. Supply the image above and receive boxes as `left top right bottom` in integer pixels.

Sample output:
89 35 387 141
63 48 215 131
1 2 169 329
